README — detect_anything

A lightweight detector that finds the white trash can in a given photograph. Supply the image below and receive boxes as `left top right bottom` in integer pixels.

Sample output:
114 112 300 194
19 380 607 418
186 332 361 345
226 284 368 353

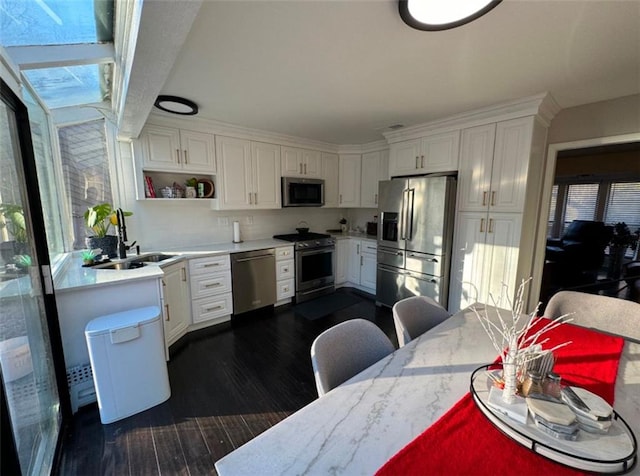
85 306 170 424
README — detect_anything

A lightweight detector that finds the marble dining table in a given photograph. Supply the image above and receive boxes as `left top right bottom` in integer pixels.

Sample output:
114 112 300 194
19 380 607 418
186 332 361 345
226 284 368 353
215 304 640 475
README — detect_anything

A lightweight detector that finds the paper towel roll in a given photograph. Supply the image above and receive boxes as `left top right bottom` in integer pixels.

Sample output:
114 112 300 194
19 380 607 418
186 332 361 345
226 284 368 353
233 221 241 243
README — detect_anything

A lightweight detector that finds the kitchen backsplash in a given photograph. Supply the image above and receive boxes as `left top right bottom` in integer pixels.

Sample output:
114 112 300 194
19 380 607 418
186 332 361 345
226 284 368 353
130 203 350 250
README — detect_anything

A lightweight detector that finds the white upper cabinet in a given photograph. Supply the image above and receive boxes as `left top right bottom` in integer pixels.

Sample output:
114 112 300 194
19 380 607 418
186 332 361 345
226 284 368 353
338 154 361 208
251 141 282 209
216 136 281 210
142 124 215 173
322 152 340 208
281 146 322 178
457 124 496 212
458 117 534 213
360 150 389 208
389 131 459 177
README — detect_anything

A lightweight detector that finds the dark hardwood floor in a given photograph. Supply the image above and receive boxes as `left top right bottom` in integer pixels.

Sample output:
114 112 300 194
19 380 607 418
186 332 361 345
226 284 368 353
57 288 395 475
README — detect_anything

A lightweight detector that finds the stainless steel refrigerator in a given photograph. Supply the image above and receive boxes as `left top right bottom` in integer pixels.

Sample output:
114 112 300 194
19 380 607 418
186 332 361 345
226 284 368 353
376 175 456 309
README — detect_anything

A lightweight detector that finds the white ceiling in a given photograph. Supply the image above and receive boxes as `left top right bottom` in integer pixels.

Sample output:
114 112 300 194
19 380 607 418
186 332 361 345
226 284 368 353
151 0 639 145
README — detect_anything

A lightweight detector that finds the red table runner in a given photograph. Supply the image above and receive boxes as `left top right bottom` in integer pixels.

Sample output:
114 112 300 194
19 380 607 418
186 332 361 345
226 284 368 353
376 319 626 476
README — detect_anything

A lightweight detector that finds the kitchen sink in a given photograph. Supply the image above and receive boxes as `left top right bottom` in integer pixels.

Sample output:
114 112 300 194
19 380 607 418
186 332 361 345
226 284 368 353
95 261 145 270
133 254 174 263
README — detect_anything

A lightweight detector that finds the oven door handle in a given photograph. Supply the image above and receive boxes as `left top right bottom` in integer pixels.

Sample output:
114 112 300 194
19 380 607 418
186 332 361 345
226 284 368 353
297 247 335 257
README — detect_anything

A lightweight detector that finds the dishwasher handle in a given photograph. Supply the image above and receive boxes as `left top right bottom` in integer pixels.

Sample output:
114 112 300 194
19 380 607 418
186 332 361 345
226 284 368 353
233 254 274 263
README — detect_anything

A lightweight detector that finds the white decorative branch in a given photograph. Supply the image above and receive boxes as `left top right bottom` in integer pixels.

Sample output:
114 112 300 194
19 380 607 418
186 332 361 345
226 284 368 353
471 278 573 403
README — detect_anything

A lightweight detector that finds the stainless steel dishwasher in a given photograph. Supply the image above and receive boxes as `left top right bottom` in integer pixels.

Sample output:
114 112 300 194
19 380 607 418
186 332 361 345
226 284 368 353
231 249 276 315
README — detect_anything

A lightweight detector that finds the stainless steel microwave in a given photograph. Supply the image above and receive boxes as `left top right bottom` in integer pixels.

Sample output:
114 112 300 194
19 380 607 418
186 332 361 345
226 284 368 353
281 177 324 207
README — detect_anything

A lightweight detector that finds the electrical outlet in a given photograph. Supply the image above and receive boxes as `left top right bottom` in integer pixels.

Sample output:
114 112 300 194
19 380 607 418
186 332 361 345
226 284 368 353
245 216 253 225
219 216 229 226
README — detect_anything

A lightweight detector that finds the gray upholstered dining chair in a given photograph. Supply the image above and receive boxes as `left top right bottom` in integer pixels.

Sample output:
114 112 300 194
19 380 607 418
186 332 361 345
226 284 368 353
310 318 395 397
392 295 450 347
545 291 640 342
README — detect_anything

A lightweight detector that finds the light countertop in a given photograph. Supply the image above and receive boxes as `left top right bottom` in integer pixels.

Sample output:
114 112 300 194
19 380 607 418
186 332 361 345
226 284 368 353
53 239 294 293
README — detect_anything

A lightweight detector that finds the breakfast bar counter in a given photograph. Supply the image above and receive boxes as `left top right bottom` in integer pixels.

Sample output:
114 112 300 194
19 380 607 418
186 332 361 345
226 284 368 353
215 305 640 475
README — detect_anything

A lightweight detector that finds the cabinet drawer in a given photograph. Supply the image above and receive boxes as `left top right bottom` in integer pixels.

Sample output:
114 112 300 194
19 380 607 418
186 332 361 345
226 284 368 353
189 255 230 276
192 293 233 324
276 246 294 261
190 271 232 299
276 259 294 280
276 278 295 301
361 242 378 255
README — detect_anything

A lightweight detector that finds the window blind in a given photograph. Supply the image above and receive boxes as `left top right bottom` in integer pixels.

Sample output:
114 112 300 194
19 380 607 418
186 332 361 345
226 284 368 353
563 183 598 232
605 182 640 230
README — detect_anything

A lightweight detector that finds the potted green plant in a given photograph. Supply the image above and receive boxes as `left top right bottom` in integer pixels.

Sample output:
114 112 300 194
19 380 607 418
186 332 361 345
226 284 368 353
185 177 198 198
0 203 28 263
607 222 637 280
84 203 132 258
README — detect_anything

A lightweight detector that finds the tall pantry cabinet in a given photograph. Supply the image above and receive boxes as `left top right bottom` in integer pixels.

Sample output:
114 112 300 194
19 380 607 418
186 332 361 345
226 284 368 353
449 115 550 312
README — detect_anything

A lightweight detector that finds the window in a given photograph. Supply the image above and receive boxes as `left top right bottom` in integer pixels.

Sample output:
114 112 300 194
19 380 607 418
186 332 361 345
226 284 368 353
564 183 599 232
605 182 640 232
22 87 66 261
1 0 115 111
58 120 112 250
547 184 558 236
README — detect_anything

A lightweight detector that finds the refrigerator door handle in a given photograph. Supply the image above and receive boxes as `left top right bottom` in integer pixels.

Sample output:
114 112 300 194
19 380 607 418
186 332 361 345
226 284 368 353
400 189 408 240
407 253 438 262
406 188 415 241
377 263 409 275
379 249 403 256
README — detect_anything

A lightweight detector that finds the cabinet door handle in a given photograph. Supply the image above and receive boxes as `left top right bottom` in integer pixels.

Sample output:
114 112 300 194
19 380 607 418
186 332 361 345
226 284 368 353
491 191 496 207
254 192 258 204
421 155 425 168
357 244 360 254
181 267 186 281
488 218 494 233
339 194 342 204
374 193 378 204
283 267 288 272
205 282 222 288
249 193 253 204
480 218 485 233
360 255 363 266
205 305 223 313
299 163 303 174
304 163 307 174
183 149 188 164
203 263 219 268
165 303 170 322
415 156 420 169
176 149 181 164
482 191 487 207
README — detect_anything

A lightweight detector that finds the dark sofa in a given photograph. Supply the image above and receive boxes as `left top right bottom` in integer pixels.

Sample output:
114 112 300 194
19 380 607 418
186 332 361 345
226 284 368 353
545 220 613 286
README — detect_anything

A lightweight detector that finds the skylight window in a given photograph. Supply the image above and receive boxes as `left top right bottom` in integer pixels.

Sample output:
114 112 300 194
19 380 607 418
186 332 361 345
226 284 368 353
23 64 110 109
1 0 114 110
0 0 113 46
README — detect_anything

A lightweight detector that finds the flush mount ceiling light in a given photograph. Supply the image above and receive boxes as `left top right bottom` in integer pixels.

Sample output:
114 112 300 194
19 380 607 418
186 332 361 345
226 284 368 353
399 0 502 31
154 95 199 115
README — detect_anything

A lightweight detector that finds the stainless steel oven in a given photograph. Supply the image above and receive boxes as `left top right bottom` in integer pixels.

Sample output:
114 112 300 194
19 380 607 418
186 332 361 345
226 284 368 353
273 232 336 303
295 243 335 302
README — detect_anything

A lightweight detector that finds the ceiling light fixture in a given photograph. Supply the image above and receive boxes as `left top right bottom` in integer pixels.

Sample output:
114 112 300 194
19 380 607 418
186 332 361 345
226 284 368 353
154 95 199 115
399 0 502 31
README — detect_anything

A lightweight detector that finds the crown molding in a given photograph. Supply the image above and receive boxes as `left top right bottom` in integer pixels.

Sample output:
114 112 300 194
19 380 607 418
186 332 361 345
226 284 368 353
143 111 340 153
383 92 560 144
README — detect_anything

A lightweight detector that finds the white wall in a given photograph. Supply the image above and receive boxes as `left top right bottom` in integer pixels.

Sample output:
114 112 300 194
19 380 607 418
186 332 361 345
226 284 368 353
547 94 640 144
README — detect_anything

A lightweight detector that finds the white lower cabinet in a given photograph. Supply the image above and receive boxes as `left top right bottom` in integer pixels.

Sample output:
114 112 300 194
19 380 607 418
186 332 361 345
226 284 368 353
161 261 191 347
449 211 522 312
335 239 349 285
275 246 295 303
346 239 377 293
189 255 233 326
